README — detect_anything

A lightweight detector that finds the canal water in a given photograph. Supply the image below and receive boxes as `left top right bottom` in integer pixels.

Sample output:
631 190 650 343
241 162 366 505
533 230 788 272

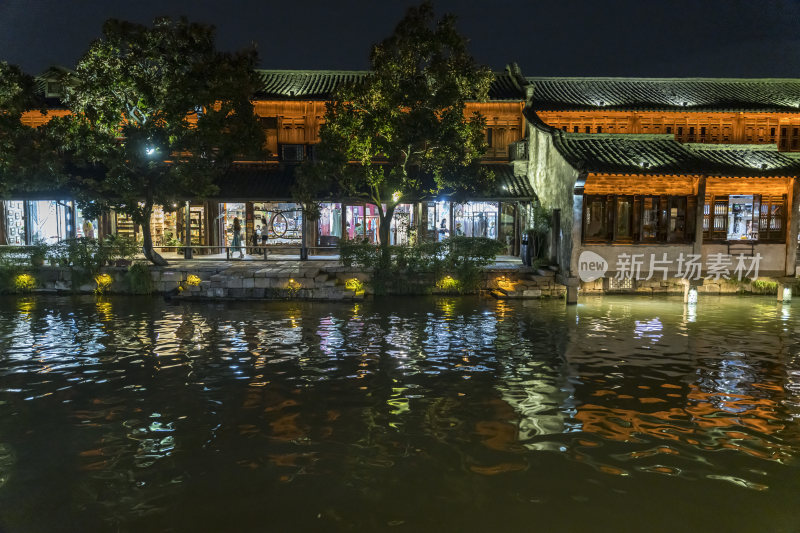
0 295 799 532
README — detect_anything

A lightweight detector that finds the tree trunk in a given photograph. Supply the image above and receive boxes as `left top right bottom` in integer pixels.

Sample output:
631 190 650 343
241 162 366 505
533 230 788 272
141 201 167 266
378 204 396 249
377 204 396 268
300 213 308 261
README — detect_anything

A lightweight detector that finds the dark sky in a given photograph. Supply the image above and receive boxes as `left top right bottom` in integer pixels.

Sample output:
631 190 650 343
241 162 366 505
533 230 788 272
1 0 799 78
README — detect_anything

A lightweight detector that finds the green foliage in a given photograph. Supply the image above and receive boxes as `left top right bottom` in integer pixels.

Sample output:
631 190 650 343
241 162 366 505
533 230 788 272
13 273 35 293
28 238 49 267
0 261 22 293
339 236 502 295
47 238 109 274
526 203 552 262
750 279 778 293
50 17 265 264
124 262 153 295
446 237 505 292
0 62 59 196
300 2 494 246
105 234 140 262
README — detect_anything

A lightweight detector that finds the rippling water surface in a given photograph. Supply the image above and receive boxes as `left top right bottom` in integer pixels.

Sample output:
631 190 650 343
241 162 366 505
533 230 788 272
1 294 799 532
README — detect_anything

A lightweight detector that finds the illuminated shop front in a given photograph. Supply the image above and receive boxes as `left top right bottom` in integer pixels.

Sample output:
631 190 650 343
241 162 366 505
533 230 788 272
317 202 342 247
110 205 180 246
423 200 451 241
345 204 380 244
0 200 76 245
453 202 498 238
389 203 415 245
28 200 73 244
1 201 25 245
703 193 785 242
220 202 246 248
253 202 303 245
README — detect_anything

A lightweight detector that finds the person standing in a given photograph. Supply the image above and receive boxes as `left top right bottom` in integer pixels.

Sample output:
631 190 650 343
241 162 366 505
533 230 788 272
82 219 95 239
232 217 244 259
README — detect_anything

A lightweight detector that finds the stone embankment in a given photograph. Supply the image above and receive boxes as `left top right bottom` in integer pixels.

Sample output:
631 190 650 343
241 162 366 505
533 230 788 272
19 261 564 300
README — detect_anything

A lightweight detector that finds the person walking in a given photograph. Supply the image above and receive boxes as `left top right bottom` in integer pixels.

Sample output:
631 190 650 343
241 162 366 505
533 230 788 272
232 217 244 259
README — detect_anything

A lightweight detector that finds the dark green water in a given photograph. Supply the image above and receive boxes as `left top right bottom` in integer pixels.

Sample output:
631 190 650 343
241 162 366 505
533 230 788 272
0 294 799 532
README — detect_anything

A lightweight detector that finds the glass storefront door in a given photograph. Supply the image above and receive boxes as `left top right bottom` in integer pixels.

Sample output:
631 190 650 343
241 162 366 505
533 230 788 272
498 203 516 254
29 200 71 244
221 203 246 248
389 203 414 245
424 201 451 242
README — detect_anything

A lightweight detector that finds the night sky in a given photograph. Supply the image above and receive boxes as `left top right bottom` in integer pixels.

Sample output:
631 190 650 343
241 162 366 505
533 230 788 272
1 0 799 78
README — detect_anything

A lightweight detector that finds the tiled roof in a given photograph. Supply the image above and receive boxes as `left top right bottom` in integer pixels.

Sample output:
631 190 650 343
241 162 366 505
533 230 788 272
548 132 800 177
256 70 524 101
477 163 534 199
527 77 800 113
216 163 532 200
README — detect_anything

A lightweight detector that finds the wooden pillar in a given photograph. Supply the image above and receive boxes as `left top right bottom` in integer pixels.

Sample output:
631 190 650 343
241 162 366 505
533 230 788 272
69 202 77 239
733 113 745 143
0 201 7 246
183 201 192 259
693 175 707 255
785 176 800 276
23 201 33 245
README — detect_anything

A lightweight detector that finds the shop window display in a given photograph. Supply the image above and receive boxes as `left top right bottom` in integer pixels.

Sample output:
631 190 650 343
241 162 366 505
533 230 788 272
389 204 414 245
317 203 342 247
345 204 379 244
424 201 451 242
221 203 247 247
453 202 498 239
30 200 71 244
252 202 303 244
76 207 97 240
3 201 25 245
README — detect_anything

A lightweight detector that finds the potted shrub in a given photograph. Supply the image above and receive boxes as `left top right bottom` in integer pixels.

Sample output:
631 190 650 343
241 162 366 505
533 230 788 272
28 238 48 267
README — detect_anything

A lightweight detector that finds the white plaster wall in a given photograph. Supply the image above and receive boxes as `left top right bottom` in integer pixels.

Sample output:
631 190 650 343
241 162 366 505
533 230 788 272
574 242 787 278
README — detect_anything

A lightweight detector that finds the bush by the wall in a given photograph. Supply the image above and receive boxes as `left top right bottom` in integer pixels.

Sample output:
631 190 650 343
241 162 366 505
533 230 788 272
338 236 504 295
125 262 153 295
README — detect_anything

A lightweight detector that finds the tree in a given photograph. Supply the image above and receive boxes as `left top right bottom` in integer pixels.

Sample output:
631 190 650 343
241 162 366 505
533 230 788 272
0 62 58 198
301 2 494 254
52 17 265 265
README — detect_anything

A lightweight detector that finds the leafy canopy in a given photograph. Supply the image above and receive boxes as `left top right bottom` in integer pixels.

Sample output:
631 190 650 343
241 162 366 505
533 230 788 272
0 62 57 196
307 2 494 214
53 17 265 222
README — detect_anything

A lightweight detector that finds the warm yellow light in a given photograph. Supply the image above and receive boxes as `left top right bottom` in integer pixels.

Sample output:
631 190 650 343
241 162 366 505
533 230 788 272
345 277 364 294
94 273 113 294
14 274 35 292
392 191 402 203
437 275 460 290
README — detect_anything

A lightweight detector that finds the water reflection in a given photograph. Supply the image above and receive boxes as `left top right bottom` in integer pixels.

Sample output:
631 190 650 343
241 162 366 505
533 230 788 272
0 295 798 532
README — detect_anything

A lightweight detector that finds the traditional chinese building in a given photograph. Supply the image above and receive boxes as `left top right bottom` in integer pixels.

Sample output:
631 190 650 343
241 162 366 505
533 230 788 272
518 104 800 298
4 65 800 269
